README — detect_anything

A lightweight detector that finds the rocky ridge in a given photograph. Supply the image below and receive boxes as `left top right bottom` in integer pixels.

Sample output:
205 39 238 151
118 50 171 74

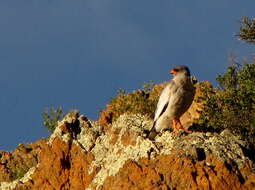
0 82 255 190
0 109 255 190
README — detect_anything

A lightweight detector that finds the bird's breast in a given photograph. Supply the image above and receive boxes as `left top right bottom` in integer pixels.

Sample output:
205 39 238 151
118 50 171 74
168 86 195 117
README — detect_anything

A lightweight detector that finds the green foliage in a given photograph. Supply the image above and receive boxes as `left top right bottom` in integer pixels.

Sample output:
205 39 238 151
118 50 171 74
42 107 64 133
142 80 155 94
199 61 255 146
238 17 255 43
109 82 158 121
11 168 27 180
216 64 239 89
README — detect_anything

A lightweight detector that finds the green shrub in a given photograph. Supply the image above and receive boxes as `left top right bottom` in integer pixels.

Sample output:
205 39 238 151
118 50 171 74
108 81 158 122
198 61 255 147
11 168 27 180
42 107 64 133
238 17 255 43
216 64 239 90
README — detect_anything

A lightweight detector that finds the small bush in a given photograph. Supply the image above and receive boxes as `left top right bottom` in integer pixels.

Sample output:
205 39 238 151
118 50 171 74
11 168 27 180
198 60 255 147
107 81 159 122
238 17 255 43
42 107 64 133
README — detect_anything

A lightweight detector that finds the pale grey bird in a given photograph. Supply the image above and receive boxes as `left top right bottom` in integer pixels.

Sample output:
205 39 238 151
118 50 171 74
148 65 195 140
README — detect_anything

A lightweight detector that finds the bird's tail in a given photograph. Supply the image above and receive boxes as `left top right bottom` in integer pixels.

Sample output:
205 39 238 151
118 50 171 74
147 122 157 140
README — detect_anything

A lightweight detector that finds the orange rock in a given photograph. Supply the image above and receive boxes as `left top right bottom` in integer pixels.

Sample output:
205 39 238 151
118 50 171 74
98 107 113 127
102 153 254 190
1 109 255 190
120 130 137 146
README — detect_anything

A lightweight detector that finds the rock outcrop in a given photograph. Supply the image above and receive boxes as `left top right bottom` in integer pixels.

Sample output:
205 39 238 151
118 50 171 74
1 109 255 190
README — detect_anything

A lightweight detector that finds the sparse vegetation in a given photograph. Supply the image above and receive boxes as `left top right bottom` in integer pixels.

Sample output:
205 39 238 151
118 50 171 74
197 18 255 148
107 81 159 122
11 168 27 180
198 59 255 147
238 17 255 43
42 107 64 133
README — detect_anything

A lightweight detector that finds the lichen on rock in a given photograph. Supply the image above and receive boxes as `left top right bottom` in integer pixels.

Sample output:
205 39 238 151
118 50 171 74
1 108 255 190
87 114 157 190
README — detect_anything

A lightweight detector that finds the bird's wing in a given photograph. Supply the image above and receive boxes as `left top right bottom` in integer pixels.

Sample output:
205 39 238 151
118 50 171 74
154 81 175 121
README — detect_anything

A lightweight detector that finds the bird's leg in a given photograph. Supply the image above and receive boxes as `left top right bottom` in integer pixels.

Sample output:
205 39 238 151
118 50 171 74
172 119 179 134
173 118 192 134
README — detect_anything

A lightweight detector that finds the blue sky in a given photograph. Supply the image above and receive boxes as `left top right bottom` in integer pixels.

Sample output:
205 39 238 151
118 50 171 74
0 0 254 150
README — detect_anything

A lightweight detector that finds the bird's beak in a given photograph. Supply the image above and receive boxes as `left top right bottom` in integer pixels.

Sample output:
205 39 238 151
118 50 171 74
170 69 177 75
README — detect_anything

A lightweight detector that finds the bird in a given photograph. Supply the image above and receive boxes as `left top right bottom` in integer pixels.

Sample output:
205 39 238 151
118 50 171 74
148 65 195 140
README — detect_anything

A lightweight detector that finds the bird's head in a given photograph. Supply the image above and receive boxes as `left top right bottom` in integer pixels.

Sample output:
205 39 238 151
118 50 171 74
170 65 191 77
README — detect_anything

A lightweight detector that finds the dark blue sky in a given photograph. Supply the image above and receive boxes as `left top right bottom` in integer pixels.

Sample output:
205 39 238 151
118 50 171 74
0 1 254 150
